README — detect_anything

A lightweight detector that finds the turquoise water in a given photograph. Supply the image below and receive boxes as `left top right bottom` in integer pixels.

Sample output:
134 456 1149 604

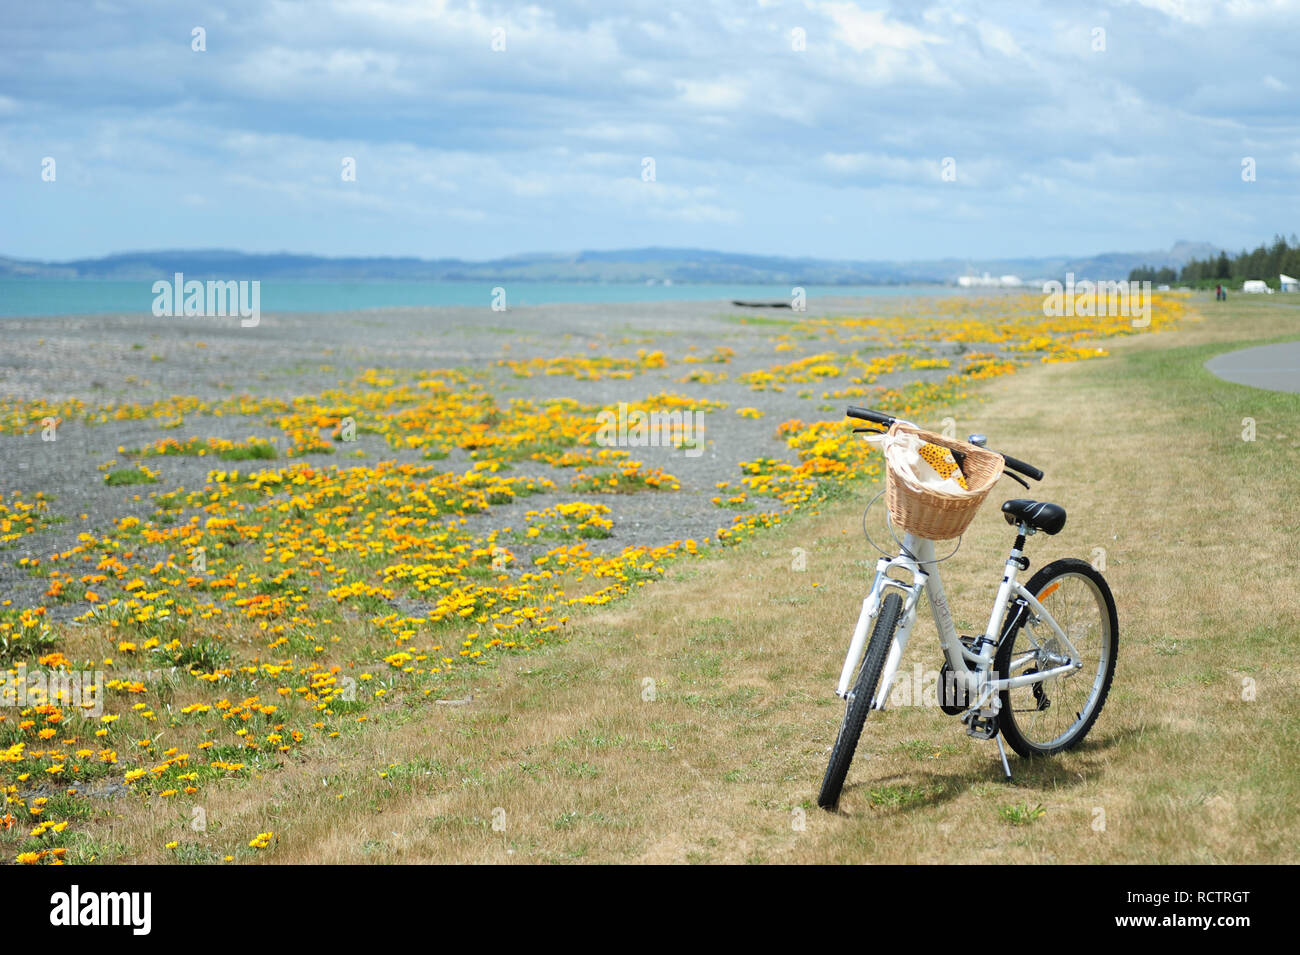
0 279 964 317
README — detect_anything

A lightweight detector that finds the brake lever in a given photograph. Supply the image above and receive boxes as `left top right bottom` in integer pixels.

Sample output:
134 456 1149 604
1002 469 1030 490
852 427 887 434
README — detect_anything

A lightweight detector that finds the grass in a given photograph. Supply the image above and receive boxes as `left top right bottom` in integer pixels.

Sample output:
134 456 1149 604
11 295 1299 864
723 313 801 327
104 466 159 486
218 442 276 461
999 803 1047 826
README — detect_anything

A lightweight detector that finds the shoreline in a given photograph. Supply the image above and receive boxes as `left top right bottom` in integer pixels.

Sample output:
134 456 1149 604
0 280 1014 320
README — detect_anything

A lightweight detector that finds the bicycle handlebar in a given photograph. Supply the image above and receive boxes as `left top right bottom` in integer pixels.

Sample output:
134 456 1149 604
845 406 897 427
996 452 1043 482
846 405 1044 481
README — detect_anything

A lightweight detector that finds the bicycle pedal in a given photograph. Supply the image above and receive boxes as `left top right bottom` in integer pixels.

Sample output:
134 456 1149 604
963 710 999 740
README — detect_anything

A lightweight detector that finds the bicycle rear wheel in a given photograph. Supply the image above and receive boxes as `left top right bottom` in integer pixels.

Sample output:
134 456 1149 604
995 558 1117 757
818 592 902 810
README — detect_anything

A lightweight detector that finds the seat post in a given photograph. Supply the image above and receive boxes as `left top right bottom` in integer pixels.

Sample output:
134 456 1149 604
1008 523 1032 571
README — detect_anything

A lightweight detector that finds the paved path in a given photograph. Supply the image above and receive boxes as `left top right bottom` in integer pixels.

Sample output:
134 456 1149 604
1205 340 1300 393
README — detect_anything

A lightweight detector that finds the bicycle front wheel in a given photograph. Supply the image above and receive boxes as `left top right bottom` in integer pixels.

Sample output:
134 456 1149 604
995 558 1118 757
818 592 902 810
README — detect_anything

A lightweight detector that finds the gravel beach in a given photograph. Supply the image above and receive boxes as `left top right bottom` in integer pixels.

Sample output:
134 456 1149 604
0 295 961 614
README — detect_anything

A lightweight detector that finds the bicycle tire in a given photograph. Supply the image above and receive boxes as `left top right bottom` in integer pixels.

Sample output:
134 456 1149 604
818 592 902 810
995 558 1118 758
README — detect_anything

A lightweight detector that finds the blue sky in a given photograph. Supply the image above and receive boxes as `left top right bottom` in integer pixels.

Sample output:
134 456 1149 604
2 0 1298 262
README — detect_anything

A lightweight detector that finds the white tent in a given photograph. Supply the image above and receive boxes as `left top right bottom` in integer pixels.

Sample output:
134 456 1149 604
1280 274 1298 292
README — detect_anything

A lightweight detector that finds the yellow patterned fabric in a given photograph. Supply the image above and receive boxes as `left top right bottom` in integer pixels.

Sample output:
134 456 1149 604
918 442 968 489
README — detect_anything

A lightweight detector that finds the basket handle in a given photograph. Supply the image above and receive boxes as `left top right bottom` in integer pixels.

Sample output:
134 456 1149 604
848 405 1044 481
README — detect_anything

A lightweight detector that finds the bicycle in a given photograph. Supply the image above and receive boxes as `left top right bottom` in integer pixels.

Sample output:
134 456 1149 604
817 406 1118 810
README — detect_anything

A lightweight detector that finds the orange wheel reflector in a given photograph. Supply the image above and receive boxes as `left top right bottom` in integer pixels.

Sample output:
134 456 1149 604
1037 582 1060 600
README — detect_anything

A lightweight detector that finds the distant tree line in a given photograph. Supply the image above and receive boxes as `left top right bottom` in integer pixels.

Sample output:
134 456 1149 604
1127 265 1179 284
1130 234 1300 287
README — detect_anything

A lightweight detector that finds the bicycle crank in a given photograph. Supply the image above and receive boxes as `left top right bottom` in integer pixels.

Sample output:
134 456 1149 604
938 636 979 716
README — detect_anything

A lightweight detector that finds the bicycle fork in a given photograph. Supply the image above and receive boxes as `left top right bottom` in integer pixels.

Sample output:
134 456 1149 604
834 535 955 709
834 552 927 702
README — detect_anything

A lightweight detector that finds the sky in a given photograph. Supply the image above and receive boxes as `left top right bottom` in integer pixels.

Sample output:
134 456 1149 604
2 0 1299 263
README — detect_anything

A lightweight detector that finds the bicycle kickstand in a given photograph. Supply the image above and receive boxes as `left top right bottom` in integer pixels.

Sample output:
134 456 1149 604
995 735 1013 781
964 705 1012 780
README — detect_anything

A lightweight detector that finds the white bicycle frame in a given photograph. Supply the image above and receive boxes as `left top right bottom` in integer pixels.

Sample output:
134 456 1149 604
835 525 1086 717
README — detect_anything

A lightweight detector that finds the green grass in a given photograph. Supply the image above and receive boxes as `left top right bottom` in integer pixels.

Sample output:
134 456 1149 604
866 783 947 810
999 803 1046 826
104 467 158 486
723 313 802 327
218 442 277 461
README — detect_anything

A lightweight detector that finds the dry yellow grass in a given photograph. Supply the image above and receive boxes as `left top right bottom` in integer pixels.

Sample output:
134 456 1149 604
90 296 1300 864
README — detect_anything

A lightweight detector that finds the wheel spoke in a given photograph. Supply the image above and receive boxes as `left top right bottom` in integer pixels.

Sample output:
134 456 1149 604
1001 569 1114 752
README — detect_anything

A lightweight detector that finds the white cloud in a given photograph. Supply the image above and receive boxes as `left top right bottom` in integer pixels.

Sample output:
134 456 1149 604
819 3 943 52
821 152 928 180
977 21 1022 58
674 78 746 109
563 122 679 146
595 177 740 223
1127 0 1215 24
506 173 552 198
1124 0 1290 24
226 46 416 100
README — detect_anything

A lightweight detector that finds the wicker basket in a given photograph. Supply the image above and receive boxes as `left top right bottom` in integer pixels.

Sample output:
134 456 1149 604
882 423 1003 540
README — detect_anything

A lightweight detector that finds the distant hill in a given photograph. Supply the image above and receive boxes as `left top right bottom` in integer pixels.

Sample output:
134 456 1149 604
0 242 1220 285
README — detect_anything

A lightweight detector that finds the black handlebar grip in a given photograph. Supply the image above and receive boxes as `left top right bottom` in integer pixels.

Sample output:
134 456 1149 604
998 452 1044 482
846 406 896 426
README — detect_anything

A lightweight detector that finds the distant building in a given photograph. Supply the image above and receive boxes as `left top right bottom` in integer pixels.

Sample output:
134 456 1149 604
1280 274 1298 292
957 271 1022 288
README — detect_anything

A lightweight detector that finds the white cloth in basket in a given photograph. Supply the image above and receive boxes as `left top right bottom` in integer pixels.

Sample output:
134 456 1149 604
863 429 970 496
